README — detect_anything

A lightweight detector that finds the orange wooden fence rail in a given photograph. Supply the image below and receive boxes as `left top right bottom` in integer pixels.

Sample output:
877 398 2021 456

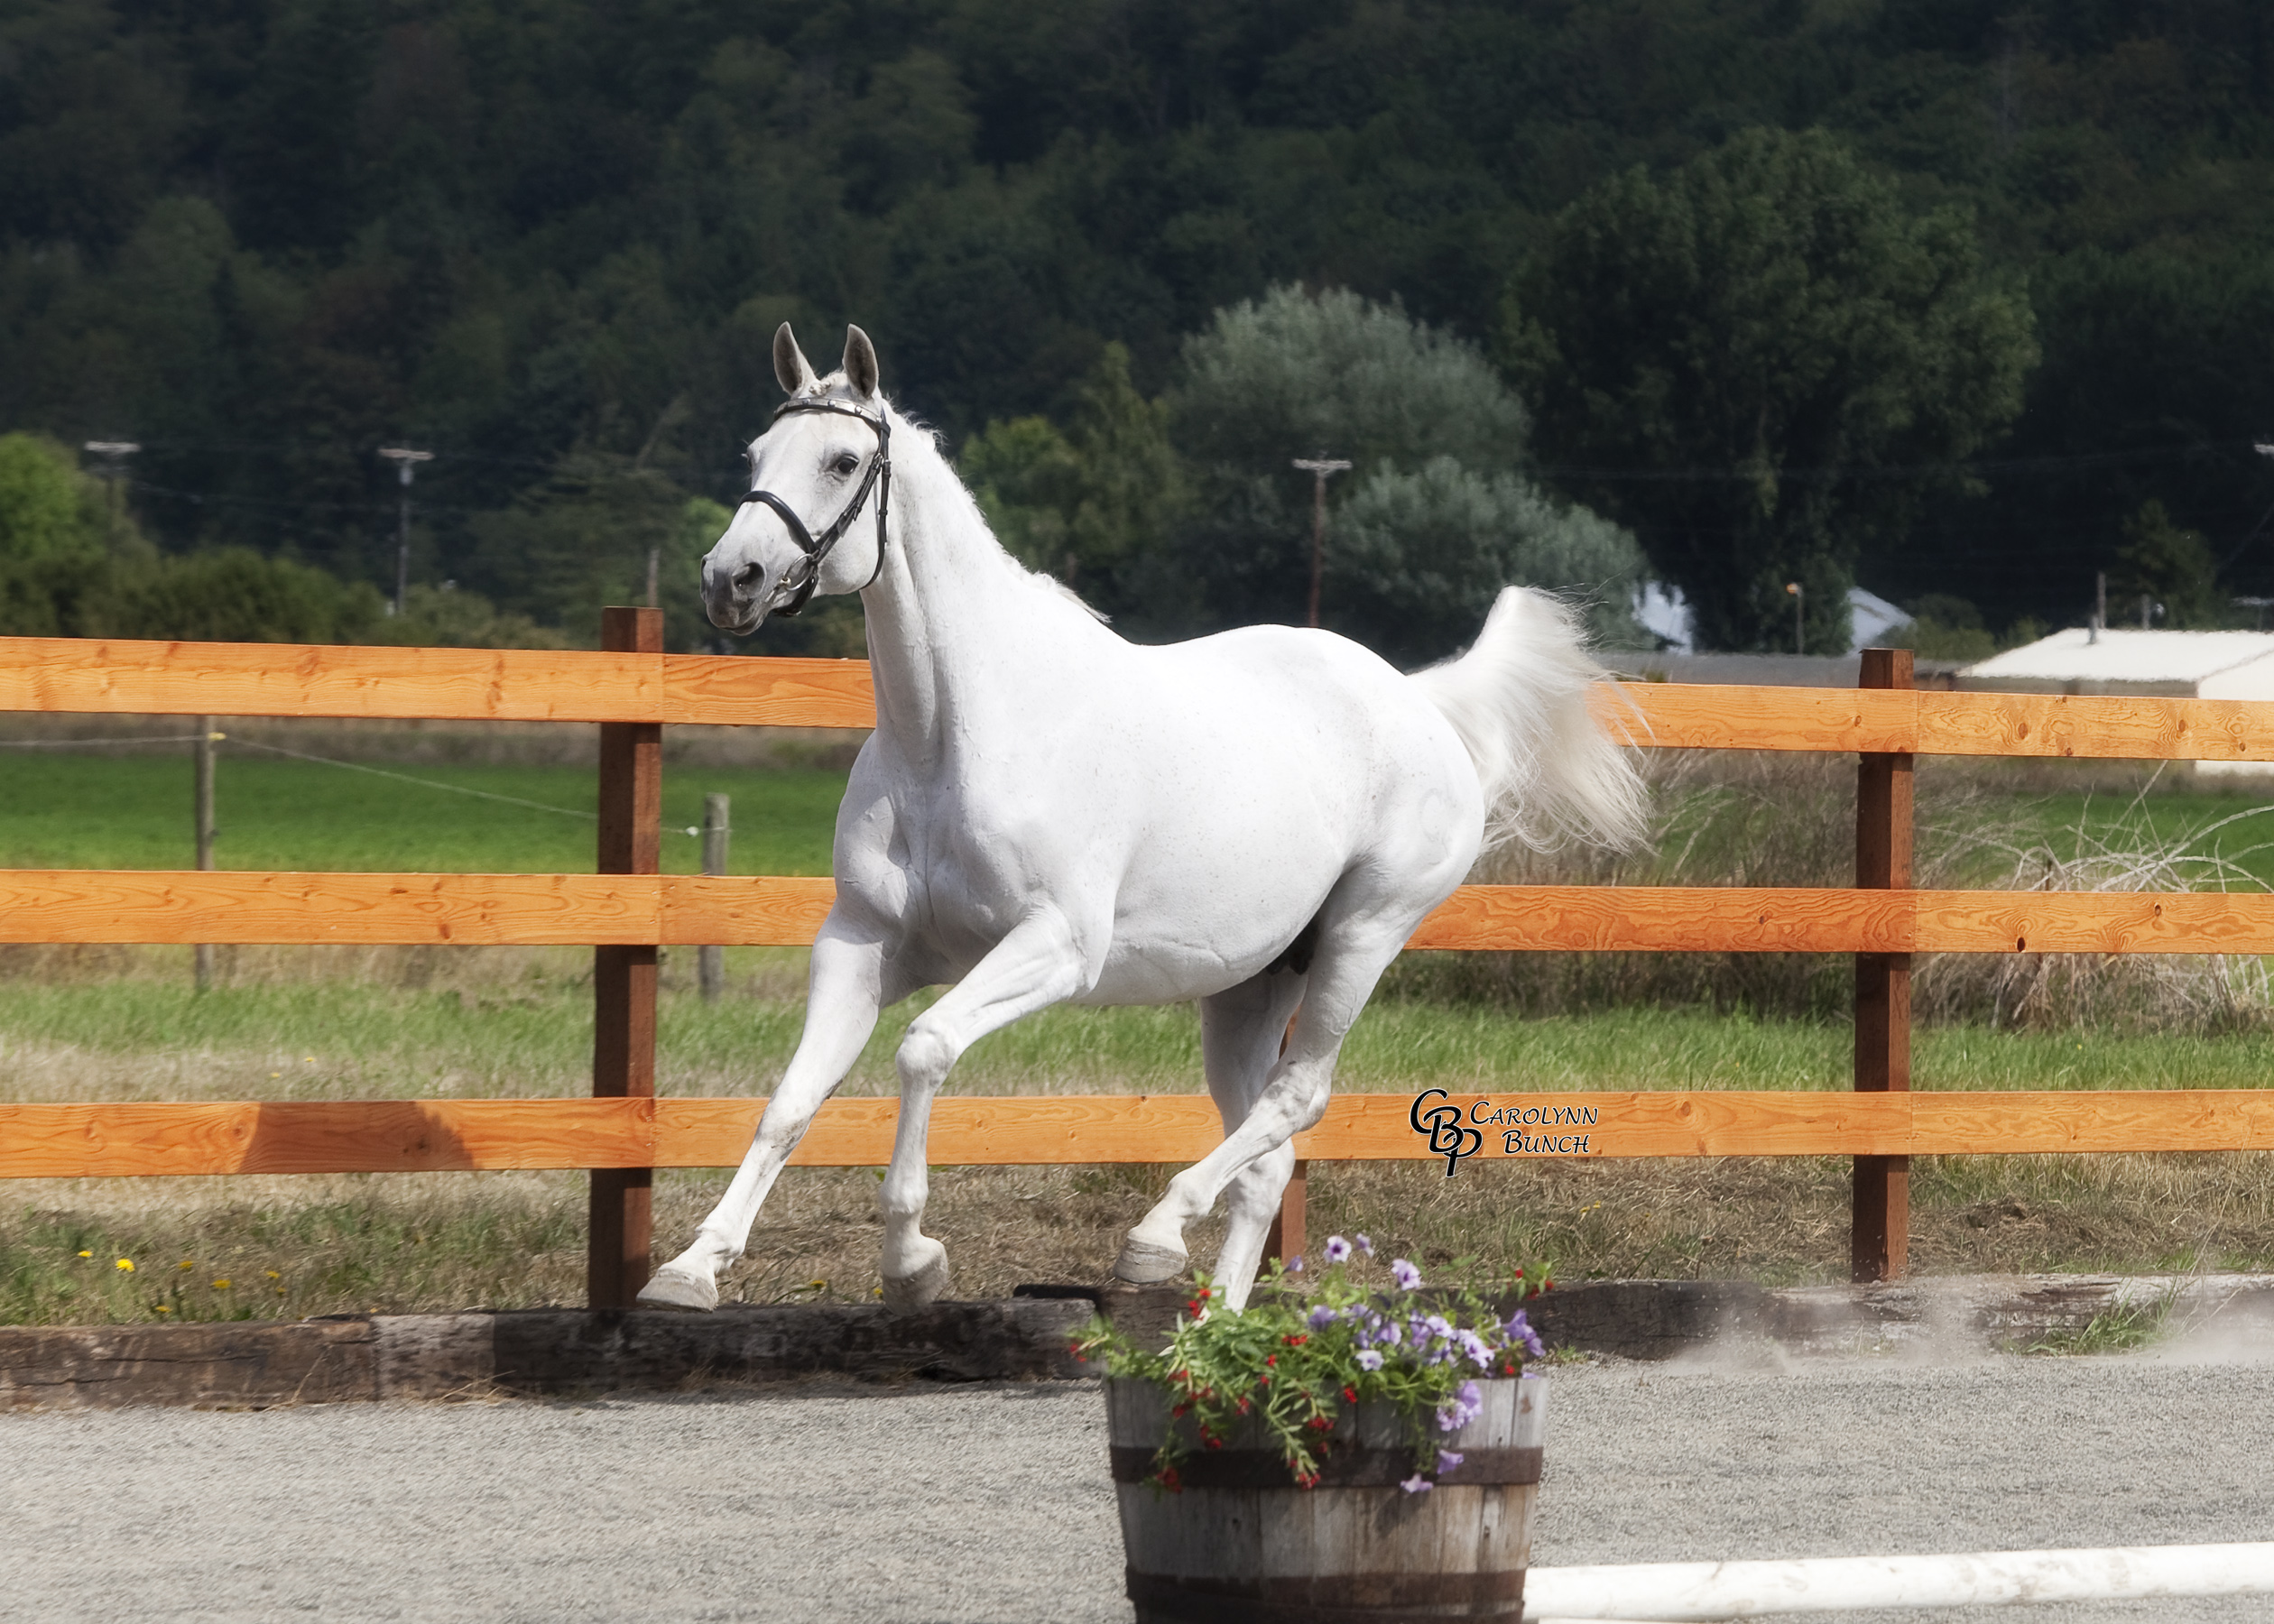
17 632 2274 759
10 1091 2274 1180
10 631 2274 1301
6 872 2274 955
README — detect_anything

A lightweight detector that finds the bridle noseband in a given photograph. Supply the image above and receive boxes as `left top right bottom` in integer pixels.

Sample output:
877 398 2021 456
735 396 892 617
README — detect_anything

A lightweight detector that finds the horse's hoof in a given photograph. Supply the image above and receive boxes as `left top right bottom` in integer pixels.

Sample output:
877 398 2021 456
636 1263 718 1313
880 1246 950 1313
1112 1235 1188 1285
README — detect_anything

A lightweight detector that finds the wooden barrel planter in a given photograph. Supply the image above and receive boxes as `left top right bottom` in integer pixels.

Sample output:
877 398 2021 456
1105 1375 1546 1623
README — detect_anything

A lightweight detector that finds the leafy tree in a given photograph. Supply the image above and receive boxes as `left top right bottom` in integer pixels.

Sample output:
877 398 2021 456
1504 128 2037 652
1886 594 1996 663
1174 285 1528 480
2112 501 2224 630
961 343 1180 614
1164 284 1628 663
0 433 110 565
111 549 386 643
1329 458 1648 668
367 584 569 650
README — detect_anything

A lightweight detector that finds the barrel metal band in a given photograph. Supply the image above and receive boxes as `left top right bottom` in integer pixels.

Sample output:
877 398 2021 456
1108 1443 1541 1489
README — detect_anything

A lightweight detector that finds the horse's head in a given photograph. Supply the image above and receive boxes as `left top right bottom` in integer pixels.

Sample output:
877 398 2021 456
703 323 891 634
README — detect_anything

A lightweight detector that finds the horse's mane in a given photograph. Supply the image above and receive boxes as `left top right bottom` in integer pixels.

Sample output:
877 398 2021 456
841 384 1113 625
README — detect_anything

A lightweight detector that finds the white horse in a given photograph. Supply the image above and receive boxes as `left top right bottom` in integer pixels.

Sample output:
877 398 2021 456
639 324 1645 1315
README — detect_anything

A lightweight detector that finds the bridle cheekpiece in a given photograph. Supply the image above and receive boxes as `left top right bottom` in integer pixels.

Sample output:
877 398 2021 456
735 395 892 617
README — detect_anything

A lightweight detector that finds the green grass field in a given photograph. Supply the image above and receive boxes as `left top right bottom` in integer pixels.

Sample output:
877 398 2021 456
13 750 2274 1323
0 751 843 873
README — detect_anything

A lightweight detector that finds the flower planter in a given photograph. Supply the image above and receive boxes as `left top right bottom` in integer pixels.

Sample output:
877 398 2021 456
1105 1374 1546 1623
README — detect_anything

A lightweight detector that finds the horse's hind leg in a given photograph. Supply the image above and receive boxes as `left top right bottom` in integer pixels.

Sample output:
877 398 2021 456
1116 900 1422 1308
1197 970 1308 1308
877 909 1093 1309
638 921 891 1311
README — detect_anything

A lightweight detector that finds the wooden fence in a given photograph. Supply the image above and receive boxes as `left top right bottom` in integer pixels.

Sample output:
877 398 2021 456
9 614 2274 1305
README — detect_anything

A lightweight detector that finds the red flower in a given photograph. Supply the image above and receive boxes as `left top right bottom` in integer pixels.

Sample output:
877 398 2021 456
1157 1466 1183 1494
1296 1472 1320 1490
1342 1385 1357 1404
1265 1354 1277 1367
1206 1435 1224 1450
1283 1333 1307 1346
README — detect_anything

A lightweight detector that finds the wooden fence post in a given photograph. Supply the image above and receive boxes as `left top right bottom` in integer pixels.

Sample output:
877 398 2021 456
698 793 729 1004
591 606 662 1309
192 716 216 993
1853 647 1913 1282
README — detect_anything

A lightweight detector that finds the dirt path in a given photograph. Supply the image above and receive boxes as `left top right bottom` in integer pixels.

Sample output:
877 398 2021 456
4 1353 2269 1622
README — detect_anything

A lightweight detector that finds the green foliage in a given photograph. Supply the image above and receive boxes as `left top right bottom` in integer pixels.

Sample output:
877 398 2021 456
368 584 569 650
1507 128 2038 652
2113 500 2224 630
1168 284 1629 661
1331 459 1648 667
1175 286 1529 478
5 8 2274 639
463 473 719 651
111 549 386 644
1076 1248 1544 1491
0 432 110 564
962 343 1180 612
1888 594 1997 663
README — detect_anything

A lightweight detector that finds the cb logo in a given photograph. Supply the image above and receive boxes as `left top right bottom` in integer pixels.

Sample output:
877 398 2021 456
1409 1087 1483 1177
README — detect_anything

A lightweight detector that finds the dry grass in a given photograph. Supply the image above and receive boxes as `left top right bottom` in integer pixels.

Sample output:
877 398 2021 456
16 1147 2274 1325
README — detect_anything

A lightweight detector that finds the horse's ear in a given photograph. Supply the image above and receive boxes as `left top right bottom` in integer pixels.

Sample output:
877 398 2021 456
843 325 880 400
773 323 818 395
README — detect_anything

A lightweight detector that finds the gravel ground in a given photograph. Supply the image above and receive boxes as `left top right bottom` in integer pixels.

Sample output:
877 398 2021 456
4 1349 2270 1623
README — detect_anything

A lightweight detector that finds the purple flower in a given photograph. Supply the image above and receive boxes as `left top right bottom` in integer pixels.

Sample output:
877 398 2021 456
1399 1473 1434 1495
1456 1329 1493 1369
1286 1255 1304 1273
1354 1234 1373 1256
1324 1235 1352 1264
1308 1305 1338 1332
1391 1258 1421 1291
1423 1314 1452 1339
1437 1379 1484 1433
1437 1450 1465 1473
1356 1349 1383 1371
1500 1309 1545 1360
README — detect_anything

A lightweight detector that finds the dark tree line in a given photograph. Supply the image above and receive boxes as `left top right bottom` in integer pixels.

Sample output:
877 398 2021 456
4 2 2274 651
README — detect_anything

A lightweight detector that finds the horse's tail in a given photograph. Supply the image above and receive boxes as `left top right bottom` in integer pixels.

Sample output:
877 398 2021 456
1409 586 1650 855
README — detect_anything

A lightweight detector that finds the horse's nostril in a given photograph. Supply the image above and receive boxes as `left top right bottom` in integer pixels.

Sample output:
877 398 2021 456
732 563 761 589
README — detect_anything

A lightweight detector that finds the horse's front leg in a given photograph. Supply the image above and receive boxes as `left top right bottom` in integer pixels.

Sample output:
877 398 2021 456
638 922 892 1311
877 909 1093 1309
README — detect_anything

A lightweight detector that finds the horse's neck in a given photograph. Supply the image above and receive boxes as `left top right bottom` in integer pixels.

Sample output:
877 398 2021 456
859 434 1095 761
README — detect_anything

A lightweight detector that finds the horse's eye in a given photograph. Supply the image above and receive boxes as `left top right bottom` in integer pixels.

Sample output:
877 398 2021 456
833 453 860 476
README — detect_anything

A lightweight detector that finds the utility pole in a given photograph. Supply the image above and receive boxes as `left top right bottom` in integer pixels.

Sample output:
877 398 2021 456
646 546 661 609
2093 570 2106 643
1785 580 1805 655
1292 457 1352 629
377 448 434 615
83 441 140 544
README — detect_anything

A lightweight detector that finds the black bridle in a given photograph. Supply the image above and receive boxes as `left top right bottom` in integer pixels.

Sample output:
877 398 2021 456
735 396 892 617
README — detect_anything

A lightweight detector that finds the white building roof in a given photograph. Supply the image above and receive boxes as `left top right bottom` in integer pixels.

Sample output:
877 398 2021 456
1962 627 2274 686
